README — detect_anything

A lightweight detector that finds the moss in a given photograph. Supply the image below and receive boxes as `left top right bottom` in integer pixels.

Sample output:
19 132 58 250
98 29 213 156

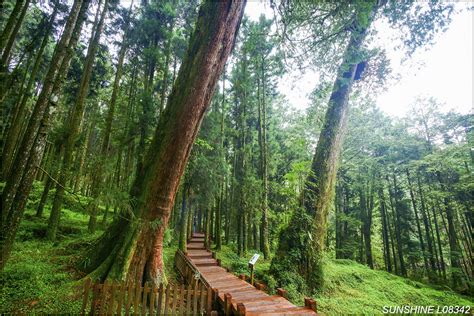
0 181 178 314
215 243 472 314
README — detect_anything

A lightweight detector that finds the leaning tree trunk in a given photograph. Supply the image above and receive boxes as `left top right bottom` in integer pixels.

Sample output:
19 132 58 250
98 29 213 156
0 0 25 58
79 0 246 285
285 5 375 289
0 0 89 271
1 0 31 67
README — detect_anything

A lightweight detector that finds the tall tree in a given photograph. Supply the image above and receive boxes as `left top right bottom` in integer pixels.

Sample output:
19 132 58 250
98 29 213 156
79 0 246 284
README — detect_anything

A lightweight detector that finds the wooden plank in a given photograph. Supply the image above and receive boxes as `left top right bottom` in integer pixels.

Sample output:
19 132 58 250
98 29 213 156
141 283 149 315
133 282 141 315
116 284 125 315
80 278 91 316
163 284 171 315
157 283 164 315
149 284 156 316
224 293 232 315
199 283 206 315
107 281 116 315
186 281 192 313
192 282 199 316
206 287 212 314
179 284 185 315
125 281 134 316
99 280 109 315
172 283 179 313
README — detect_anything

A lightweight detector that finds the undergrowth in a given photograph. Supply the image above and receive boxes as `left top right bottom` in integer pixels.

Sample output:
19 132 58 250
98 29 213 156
0 181 178 314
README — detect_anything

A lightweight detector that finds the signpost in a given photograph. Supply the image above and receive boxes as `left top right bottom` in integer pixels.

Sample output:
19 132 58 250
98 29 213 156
248 254 260 286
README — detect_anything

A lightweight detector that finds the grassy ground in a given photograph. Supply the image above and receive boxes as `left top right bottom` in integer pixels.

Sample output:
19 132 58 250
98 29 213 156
0 181 178 314
1 182 472 314
215 245 473 315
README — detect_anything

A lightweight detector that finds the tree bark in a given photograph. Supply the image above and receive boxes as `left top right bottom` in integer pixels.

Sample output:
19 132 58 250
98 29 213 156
79 0 246 285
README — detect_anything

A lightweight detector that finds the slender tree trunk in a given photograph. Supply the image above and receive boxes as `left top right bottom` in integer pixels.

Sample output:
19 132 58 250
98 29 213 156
178 185 189 252
378 186 392 272
431 205 447 280
47 0 109 240
0 0 25 58
0 0 89 270
1 4 57 179
416 171 437 281
78 0 245 284
406 169 430 277
1 0 30 67
436 171 463 288
389 175 407 276
257 62 270 259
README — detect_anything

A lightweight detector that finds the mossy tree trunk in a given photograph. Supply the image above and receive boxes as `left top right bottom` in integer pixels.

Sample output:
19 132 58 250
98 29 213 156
305 9 375 288
272 2 378 290
79 0 246 284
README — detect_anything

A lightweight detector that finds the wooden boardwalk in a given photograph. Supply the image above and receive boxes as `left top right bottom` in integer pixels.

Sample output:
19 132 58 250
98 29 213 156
185 233 317 315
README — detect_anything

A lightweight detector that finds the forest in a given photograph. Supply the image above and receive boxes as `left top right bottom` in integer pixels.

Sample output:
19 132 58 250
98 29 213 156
0 0 472 314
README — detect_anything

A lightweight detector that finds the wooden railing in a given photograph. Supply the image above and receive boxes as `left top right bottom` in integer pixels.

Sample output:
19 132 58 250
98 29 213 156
174 249 212 290
80 277 213 315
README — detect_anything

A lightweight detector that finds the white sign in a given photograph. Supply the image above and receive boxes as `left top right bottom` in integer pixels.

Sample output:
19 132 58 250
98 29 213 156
249 254 260 266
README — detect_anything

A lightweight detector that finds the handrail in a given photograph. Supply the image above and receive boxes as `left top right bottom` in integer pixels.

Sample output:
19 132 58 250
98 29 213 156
175 249 212 290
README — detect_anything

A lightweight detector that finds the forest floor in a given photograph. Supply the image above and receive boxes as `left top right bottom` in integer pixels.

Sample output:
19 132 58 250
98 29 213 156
216 246 473 314
0 181 472 314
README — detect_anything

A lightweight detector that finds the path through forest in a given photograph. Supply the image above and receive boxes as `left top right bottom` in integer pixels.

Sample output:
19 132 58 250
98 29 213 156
185 233 317 315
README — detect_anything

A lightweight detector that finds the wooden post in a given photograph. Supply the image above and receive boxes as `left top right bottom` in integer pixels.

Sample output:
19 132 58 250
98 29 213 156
217 259 222 266
157 283 164 315
141 283 149 315
99 281 109 315
80 278 91 315
149 284 156 316
309 298 318 313
277 288 288 299
237 303 246 315
206 287 212 315
249 264 254 286
224 293 232 315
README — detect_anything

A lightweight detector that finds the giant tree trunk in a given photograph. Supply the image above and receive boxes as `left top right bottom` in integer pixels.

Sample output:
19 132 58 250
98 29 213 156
79 0 246 284
47 0 109 241
0 0 89 271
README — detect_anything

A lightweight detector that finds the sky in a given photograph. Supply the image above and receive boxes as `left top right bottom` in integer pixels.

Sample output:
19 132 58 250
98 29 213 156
244 1 473 118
